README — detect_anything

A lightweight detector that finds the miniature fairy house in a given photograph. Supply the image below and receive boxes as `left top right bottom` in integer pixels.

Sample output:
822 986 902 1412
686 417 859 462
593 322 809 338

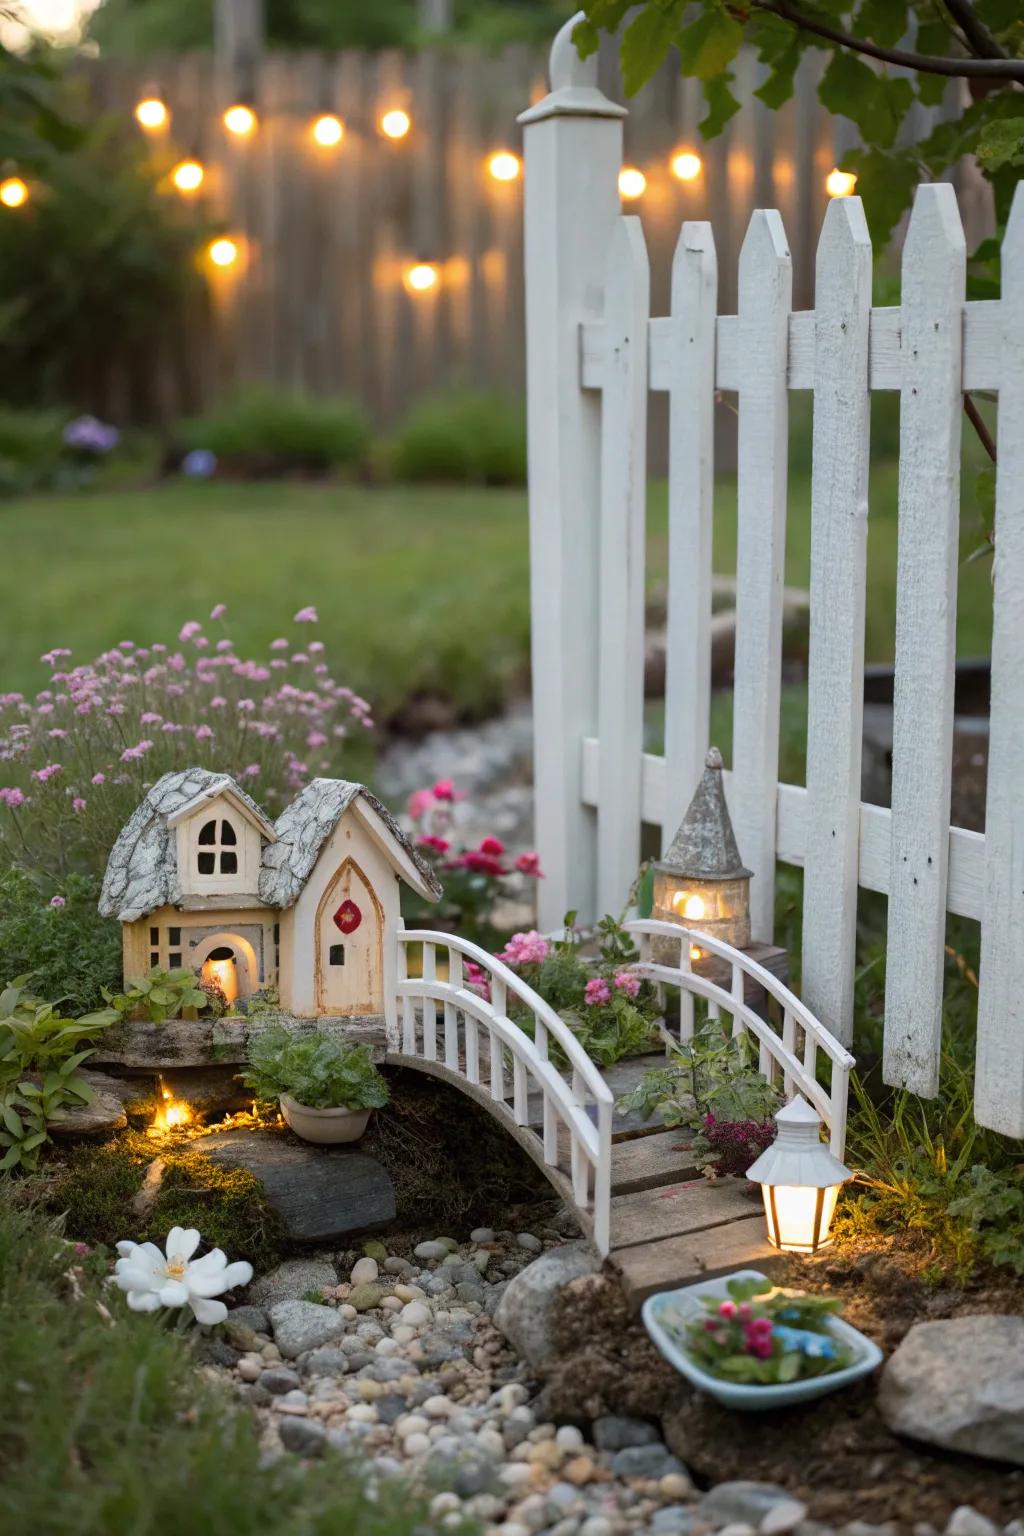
99 768 442 1033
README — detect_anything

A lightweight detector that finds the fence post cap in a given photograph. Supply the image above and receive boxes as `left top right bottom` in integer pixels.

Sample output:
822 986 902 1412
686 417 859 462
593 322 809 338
518 10 627 124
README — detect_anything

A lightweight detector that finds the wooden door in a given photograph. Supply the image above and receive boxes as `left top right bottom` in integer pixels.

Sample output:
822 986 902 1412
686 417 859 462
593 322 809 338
314 858 383 1016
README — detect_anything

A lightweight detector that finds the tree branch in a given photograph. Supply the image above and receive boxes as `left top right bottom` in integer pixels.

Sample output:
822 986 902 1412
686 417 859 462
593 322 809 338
757 0 1024 83
939 0 1006 61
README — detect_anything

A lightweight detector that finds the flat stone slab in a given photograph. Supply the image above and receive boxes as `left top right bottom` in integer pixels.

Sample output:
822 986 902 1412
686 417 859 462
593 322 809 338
93 1012 386 1069
47 1069 131 1137
203 1127 395 1244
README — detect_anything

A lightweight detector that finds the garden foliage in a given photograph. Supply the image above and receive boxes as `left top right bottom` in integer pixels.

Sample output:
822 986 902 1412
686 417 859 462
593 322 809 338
672 1274 852 1386
0 869 121 1013
387 391 527 486
0 604 372 883
244 1027 391 1111
181 386 371 477
105 967 218 1023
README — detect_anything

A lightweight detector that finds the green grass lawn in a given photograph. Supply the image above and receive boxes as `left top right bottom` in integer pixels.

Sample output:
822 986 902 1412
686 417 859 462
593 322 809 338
0 462 993 722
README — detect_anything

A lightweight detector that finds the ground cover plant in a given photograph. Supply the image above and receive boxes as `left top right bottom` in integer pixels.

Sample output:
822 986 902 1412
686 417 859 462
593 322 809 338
0 868 121 1013
181 385 371 477
244 1028 390 1111
0 1193 469 1536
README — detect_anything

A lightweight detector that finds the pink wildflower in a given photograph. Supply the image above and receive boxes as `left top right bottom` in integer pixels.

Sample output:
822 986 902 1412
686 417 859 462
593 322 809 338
237 698 255 712
140 712 163 724
514 851 543 878
210 696 227 708
613 969 641 998
32 763 63 783
584 977 611 1007
194 724 214 740
479 835 505 856
500 930 550 967
242 764 260 777
91 773 106 786
407 789 434 821
179 621 202 642
718 1300 737 1320
270 638 289 650
432 778 455 801
461 850 506 876
416 834 450 855
0 787 26 807
210 603 227 620
120 740 154 762
464 960 492 1003
294 606 318 623
50 895 65 908
72 797 86 812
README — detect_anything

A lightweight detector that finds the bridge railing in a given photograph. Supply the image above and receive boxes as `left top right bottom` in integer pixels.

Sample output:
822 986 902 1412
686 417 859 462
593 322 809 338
396 929 615 1255
624 919 855 1158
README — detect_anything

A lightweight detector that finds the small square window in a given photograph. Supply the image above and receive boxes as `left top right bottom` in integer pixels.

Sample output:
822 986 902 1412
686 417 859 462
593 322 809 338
329 944 345 966
220 851 238 874
198 852 216 875
150 951 159 967
150 926 159 945
220 820 237 846
168 952 182 968
169 926 181 945
198 820 217 845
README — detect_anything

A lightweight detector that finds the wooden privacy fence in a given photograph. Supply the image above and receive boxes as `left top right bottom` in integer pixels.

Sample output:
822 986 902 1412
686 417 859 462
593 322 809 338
523 15 1024 1138
80 37 877 426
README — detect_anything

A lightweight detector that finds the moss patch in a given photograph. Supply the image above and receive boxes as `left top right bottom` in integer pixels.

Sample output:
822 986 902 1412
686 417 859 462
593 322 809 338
43 1131 286 1270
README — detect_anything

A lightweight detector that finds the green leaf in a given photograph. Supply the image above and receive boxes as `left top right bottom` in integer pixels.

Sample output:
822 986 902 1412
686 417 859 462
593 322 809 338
700 75 740 138
677 5 742 81
2 1103 23 1137
620 4 680 97
572 16 601 61
819 50 913 150
853 0 908 48
977 117 1024 173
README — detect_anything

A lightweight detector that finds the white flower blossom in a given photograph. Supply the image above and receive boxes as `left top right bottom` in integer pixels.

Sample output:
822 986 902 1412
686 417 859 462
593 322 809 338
113 1226 252 1325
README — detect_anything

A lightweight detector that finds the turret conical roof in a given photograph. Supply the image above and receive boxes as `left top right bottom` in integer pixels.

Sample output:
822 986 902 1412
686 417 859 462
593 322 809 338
655 747 752 881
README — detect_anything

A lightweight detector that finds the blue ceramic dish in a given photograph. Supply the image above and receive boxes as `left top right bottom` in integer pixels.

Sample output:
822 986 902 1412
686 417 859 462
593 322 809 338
642 1268 884 1411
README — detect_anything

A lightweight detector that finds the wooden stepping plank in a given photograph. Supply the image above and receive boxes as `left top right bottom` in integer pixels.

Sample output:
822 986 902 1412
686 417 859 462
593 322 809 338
610 1128 698 1195
609 1175 758 1251
611 1215 782 1307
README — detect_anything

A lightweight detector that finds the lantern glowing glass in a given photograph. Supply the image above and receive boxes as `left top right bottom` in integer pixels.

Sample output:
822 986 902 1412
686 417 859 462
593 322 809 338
0 177 28 209
380 109 411 140
171 158 205 193
746 1097 852 1254
223 104 257 137
201 947 239 1006
312 114 345 147
135 96 168 131
651 746 752 961
826 168 857 199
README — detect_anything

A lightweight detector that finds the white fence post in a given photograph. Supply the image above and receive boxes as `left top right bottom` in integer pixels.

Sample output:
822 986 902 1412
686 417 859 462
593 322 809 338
800 196 872 1048
519 14 626 931
662 222 717 843
883 184 965 1098
976 186 1024 1137
730 210 792 942
596 217 650 915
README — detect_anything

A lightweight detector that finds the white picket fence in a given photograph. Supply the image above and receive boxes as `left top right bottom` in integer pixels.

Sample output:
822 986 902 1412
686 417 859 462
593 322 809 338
520 13 1024 1138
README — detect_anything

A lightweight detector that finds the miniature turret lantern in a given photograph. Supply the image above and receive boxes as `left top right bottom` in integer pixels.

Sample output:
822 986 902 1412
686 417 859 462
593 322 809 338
652 747 752 960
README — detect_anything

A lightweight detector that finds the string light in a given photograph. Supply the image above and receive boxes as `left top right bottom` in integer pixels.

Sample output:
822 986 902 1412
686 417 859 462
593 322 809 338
135 96 169 131
312 114 345 147
826 168 857 198
171 158 205 193
0 176 28 209
380 109 411 140
618 166 647 200
487 150 521 182
671 149 702 182
208 236 240 268
403 261 439 294
223 104 257 137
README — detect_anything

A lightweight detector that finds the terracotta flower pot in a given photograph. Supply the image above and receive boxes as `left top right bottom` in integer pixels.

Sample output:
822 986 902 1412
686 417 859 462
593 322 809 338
279 1094 372 1145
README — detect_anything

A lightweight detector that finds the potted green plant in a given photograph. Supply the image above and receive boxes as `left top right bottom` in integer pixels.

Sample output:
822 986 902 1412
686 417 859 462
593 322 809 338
243 1026 389 1144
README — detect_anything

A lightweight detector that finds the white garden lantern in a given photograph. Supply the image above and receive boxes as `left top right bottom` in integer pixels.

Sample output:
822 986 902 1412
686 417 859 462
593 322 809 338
746 1096 852 1254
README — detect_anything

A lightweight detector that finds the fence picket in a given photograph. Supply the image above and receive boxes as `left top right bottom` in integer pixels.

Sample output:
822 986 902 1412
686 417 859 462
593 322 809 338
731 209 792 941
883 185 966 1097
801 196 872 1047
975 186 1024 1137
663 222 717 843
596 216 650 915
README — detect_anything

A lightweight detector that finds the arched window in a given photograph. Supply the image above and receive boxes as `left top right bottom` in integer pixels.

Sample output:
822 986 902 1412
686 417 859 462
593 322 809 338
196 817 238 876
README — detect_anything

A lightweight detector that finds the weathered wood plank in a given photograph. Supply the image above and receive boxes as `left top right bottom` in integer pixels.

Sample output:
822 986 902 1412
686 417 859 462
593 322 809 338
731 209 792 941
610 1128 698 1195
801 196 872 1048
609 1175 760 1251
596 216 650 917
975 185 1024 1138
611 1215 781 1306
883 185 966 1097
663 221 717 843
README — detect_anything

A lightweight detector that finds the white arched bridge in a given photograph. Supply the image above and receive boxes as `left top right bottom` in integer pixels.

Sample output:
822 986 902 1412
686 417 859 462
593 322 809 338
392 920 853 1301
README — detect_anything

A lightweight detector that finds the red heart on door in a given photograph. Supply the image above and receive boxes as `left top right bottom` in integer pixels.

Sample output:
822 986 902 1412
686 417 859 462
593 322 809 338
332 898 362 934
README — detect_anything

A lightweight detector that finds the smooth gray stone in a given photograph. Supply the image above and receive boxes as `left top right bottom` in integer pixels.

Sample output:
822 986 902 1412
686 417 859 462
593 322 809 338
278 1416 326 1457
269 1300 345 1359
700 1482 796 1525
206 1128 395 1244
592 1415 661 1452
300 1347 349 1378
260 1366 302 1395
610 1444 685 1480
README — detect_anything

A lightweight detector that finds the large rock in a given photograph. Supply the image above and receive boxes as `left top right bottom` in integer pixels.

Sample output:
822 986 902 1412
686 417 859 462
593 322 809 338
249 1258 338 1307
269 1299 346 1358
46 1070 129 1137
878 1315 1024 1466
493 1244 597 1369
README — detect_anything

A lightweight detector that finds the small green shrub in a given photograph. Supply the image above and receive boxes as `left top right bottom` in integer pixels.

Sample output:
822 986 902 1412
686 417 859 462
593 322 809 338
106 967 218 1023
387 391 526 485
0 869 122 1014
244 1027 390 1110
0 408 66 497
181 386 371 475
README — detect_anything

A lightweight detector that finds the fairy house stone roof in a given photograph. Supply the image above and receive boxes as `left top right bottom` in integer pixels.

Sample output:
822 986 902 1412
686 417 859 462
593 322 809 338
100 769 441 922
259 778 442 908
656 746 752 881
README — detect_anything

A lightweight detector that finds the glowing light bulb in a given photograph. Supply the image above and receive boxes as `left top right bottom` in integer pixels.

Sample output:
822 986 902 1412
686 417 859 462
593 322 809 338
683 893 706 920
380 109 411 140
690 944 703 962
135 97 168 131
312 114 344 147
618 166 647 200
208 237 240 268
671 150 702 182
487 150 521 183
171 158 204 193
403 261 439 294
0 177 28 209
223 104 257 137
826 167 857 199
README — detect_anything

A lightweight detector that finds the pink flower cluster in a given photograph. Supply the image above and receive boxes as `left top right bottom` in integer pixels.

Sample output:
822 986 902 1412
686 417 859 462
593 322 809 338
464 959 492 1003
584 977 610 1007
407 781 543 886
499 930 550 968
0 605 373 882
704 1299 775 1359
